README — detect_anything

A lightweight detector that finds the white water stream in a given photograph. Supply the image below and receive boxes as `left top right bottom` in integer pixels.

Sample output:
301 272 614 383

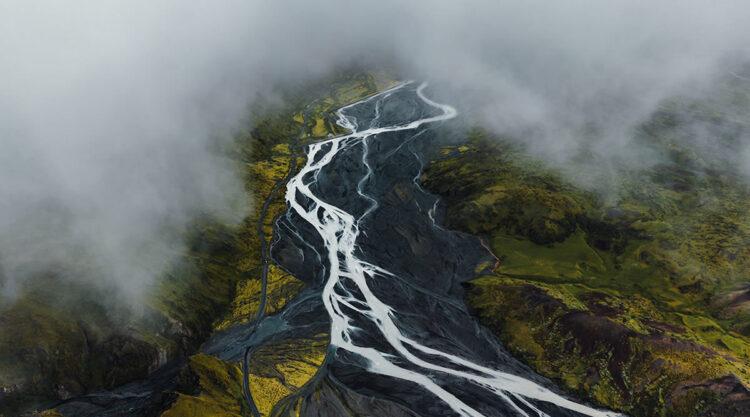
284 82 621 417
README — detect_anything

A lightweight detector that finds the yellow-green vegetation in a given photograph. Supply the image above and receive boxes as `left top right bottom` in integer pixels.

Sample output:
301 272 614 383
161 353 247 417
2 70 394 416
0 275 177 415
194 71 393 336
246 336 328 416
215 265 305 330
422 81 750 416
297 71 396 145
151 95 307 349
466 278 749 415
28 410 67 417
160 335 328 417
156 71 393 416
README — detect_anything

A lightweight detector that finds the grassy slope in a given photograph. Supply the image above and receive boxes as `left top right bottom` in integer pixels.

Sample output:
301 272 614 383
2 70 395 417
421 78 750 416
158 71 397 417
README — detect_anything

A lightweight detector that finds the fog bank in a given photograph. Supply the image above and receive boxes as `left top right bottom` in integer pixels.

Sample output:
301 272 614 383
1 1 748 303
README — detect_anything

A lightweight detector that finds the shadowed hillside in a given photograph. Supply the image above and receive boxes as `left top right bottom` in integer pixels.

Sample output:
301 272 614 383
421 75 750 416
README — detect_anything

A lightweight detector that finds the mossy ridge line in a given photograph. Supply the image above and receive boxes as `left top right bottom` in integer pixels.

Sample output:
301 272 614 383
243 74 402 417
158 72 396 417
420 82 750 417
1 71 390 417
239 86 318 417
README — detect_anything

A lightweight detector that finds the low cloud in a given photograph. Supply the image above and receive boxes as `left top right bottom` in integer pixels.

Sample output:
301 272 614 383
1 1 748 304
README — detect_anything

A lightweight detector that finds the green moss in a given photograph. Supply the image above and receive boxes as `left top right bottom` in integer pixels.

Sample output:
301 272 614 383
5 69 395 416
465 276 750 416
0 276 172 414
161 353 246 417
215 265 305 331
249 337 328 416
161 335 328 417
153 70 391 346
422 80 750 416
490 231 606 281
669 388 722 417
26 410 67 417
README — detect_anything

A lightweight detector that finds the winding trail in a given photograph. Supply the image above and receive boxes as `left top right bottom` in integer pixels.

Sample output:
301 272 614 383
278 82 622 417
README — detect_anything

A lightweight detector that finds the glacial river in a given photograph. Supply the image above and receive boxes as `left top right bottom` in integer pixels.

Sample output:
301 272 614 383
274 82 621 417
51 82 622 417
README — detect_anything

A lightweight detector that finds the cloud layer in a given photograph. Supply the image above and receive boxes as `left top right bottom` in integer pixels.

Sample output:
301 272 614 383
1 1 748 302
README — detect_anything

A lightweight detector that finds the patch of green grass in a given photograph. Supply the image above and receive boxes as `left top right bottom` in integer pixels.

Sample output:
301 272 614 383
421 78 750 416
3 69 396 416
491 231 606 281
161 353 246 417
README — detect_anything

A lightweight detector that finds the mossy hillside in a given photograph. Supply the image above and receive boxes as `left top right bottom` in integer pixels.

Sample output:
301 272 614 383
151 71 393 346
202 71 394 334
466 278 749 416
161 353 247 417
152 80 309 348
3 70 393 416
157 72 394 416
160 334 328 417
27 410 66 417
421 81 750 415
151 149 296 350
247 336 329 417
422 135 750 339
214 265 304 331
0 273 178 416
